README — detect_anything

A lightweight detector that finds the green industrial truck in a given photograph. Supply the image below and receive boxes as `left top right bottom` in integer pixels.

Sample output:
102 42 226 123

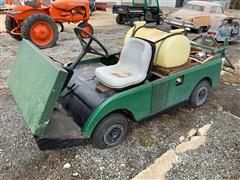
8 24 230 150
112 0 163 26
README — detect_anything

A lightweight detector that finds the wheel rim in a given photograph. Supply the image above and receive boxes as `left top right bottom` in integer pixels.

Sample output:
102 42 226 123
30 21 54 46
103 124 124 145
80 25 92 38
196 87 208 105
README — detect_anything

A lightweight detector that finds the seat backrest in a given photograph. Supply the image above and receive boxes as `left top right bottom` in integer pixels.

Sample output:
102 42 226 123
118 38 152 76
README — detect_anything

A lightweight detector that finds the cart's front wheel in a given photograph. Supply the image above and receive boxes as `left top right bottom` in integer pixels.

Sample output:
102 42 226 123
189 80 210 108
92 113 129 149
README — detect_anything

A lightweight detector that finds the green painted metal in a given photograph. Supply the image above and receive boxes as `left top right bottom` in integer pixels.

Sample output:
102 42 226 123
151 58 222 114
82 82 152 137
191 41 227 56
8 40 68 136
151 77 170 113
82 57 222 137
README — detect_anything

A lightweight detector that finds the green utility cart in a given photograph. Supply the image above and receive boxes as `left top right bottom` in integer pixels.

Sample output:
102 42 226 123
112 0 163 26
8 26 228 150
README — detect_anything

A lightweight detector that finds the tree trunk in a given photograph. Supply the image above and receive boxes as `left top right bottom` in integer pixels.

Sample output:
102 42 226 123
230 0 240 9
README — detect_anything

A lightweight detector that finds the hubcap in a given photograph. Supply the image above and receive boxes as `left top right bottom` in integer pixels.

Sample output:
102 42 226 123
196 86 208 106
103 124 124 145
30 21 54 46
198 88 207 101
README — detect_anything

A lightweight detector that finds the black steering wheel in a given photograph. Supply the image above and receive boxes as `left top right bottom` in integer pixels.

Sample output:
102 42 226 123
74 27 108 57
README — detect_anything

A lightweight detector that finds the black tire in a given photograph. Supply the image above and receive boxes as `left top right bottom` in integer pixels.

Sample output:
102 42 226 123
77 22 94 36
196 26 204 34
129 17 140 27
171 26 178 30
189 80 211 108
157 17 164 25
92 113 129 149
22 13 58 49
55 21 64 32
116 14 126 25
5 16 22 41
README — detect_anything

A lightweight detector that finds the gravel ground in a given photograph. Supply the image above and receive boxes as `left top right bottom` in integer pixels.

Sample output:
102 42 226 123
0 10 240 179
166 111 240 180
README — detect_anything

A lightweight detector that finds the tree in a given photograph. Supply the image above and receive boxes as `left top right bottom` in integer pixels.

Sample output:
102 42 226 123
230 0 240 9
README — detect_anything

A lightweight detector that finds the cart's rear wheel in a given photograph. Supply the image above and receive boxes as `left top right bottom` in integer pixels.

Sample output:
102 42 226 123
189 80 210 108
77 22 94 38
22 13 58 49
92 113 129 149
5 16 22 41
116 14 126 25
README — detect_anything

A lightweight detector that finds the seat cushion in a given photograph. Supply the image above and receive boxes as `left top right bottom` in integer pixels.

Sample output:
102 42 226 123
95 38 152 89
95 65 146 89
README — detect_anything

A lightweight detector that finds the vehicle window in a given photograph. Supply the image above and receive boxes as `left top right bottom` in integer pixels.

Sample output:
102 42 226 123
210 6 216 13
133 0 145 5
216 6 224 14
183 4 204 12
147 0 158 7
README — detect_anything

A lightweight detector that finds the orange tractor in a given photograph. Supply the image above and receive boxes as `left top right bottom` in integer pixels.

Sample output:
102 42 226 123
5 0 93 48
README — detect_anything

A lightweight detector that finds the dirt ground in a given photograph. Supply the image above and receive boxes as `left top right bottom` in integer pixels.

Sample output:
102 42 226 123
0 10 240 179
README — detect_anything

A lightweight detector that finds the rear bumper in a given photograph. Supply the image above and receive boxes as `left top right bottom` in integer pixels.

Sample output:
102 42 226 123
165 19 195 29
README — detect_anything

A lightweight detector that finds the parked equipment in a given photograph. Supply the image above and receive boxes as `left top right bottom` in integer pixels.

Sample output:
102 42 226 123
204 17 240 42
112 0 163 26
165 1 226 33
8 22 230 150
5 0 93 48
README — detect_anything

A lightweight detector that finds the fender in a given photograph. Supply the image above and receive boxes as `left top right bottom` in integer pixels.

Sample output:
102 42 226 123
82 82 153 137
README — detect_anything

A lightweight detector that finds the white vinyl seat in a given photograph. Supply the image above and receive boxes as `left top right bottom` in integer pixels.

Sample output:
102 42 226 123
95 38 152 89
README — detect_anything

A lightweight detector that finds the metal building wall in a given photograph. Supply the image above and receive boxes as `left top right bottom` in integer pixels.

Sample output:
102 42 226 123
158 0 177 7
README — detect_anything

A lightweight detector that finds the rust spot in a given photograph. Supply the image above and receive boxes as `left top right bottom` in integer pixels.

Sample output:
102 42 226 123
111 71 132 78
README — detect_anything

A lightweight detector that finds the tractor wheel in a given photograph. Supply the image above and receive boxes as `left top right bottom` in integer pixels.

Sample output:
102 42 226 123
116 14 126 25
77 22 94 38
92 113 129 149
5 16 22 41
55 21 64 32
189 80 211 108
22 13 58 49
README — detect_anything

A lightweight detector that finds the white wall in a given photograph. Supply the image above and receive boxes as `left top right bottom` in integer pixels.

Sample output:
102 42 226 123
96 0 177 7
159 0 176 7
